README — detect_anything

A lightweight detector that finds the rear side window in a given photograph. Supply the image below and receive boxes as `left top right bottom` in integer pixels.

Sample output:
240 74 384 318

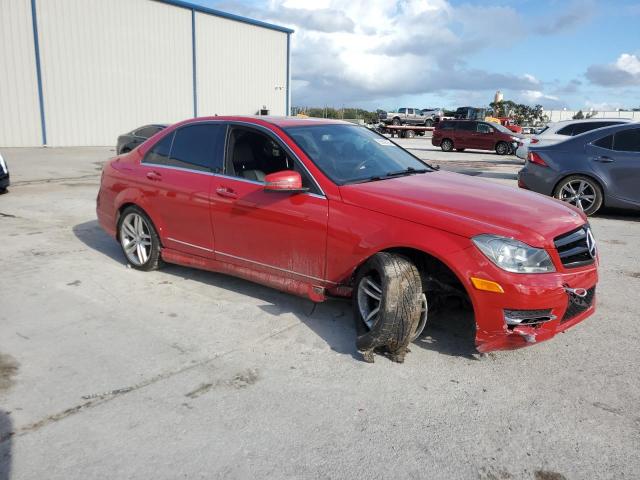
170 124 225 172
556 125 574 136
143 123 226 172
613 128 640 152
456 122 476 131
477 123 492 133
593 135 613 150
144 132 174 165
439 121 454 130
572 122 622 135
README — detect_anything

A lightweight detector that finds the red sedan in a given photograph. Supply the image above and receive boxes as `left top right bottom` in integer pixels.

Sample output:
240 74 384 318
97 116 598 358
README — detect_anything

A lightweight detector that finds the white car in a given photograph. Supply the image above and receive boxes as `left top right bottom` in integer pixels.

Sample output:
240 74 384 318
515 118 634 159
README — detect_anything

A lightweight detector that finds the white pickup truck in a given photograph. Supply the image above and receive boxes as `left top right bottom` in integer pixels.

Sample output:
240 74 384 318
379 108 443 127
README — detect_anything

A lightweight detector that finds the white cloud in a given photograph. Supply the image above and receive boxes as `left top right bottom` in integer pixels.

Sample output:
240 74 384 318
586 53 640 86
213 0 568 107
616 53 640 75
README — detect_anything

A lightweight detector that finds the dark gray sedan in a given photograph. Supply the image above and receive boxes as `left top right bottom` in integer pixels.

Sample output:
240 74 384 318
116 124 167 154
518 123 640 215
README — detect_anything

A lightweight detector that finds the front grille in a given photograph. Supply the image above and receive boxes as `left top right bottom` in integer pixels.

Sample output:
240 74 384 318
562 287 595 322
554 225 596 268
504 309 556 328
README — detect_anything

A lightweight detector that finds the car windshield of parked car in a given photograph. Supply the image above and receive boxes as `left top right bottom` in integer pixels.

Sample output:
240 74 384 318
492 123 514 134
284 124 432 185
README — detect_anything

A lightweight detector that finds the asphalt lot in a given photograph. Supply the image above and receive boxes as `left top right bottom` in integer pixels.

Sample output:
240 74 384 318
1 140 639 480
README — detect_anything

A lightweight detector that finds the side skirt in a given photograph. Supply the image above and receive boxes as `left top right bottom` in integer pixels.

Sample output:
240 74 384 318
161 248 327 302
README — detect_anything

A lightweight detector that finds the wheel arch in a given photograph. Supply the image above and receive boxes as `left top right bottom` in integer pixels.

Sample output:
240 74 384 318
350 246 473 310
347 246 476 344
115 202 164 246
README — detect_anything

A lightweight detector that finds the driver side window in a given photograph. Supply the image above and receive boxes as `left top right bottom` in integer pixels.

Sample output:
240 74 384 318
225 127 319 194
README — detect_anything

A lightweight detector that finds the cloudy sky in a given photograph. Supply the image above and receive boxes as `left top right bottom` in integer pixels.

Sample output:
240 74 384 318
195 0 640 111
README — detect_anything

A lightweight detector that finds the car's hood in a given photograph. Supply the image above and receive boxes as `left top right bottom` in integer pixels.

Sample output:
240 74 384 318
339 171 586 247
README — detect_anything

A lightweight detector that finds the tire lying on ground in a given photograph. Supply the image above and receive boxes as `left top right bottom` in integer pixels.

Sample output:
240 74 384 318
353 252 423 363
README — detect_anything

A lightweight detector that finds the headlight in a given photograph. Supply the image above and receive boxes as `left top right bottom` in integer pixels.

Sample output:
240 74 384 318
511 136 520 142
472 234 555 273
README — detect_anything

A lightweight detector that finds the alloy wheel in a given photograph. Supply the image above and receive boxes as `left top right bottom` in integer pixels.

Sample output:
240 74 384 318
357 275 382 329
556 179 596 212
120 212 153 266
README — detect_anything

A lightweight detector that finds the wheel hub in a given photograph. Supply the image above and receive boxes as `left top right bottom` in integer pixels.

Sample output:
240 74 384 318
120 213 152 266
558 180 596 211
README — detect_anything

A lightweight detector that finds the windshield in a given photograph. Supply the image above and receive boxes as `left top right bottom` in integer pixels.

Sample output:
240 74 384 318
284 124 432 185
492 123 515 134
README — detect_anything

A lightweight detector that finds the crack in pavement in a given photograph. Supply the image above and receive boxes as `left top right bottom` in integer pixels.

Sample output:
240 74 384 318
0 320 301 445
11 173 100 187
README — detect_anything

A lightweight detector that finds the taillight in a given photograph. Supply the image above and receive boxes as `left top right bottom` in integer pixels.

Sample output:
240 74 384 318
530 138 539 144
528 152 547 167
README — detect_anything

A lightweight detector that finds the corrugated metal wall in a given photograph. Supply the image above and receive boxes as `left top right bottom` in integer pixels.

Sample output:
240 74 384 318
37 0 193 146
0 0 42 147
0 0 289 147
195 12 287 117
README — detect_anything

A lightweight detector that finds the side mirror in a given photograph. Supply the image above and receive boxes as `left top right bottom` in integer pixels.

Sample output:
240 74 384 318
264 170 308 193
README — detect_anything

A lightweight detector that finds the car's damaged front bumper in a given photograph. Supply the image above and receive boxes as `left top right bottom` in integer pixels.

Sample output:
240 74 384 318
447 245 598 352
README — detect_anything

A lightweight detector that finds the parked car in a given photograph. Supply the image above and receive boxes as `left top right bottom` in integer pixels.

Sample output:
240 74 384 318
0 152 9 193
432 120 522 155
98 116 598 357
420 108 444 127
518 123 640 215
379 108 430 126
116 124 167 154
497 117 523 134
515 118 633 160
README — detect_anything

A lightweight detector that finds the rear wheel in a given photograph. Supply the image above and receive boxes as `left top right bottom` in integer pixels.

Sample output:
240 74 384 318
425 119 433 127
405 129 416 139
495 141 509 155
553 175 603 216
353 253 423 363
392 118 401 126
441 138 454 152
118 206 163 271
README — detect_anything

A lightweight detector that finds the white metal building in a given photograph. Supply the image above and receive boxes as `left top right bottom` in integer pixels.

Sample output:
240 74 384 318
0 0 292 147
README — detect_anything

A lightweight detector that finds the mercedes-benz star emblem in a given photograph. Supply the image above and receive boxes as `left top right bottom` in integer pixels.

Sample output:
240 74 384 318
586 228 597 259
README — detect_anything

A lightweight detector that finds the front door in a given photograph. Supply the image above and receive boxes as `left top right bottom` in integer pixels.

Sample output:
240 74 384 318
473 122 496 150
139 122 226 257
210 124 329 284
590 128 640 203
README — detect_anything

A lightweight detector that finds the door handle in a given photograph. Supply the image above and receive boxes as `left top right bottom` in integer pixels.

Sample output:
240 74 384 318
593 156 614 163
146 171 162 181
216 186 237 199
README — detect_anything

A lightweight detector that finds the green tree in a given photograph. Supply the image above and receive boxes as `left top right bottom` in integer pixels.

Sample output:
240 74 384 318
573 110 585 120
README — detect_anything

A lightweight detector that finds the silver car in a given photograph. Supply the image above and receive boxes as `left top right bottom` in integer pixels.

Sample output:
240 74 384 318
515 118 634 160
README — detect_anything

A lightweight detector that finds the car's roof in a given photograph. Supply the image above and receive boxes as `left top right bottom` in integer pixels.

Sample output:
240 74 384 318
186 116 351 128
533 122 640 150
551 117 634 125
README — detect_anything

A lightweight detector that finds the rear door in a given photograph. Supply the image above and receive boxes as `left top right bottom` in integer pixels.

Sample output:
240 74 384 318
454 121 476 149
590 128 640 203
210 124 329 284
140 122 225 257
